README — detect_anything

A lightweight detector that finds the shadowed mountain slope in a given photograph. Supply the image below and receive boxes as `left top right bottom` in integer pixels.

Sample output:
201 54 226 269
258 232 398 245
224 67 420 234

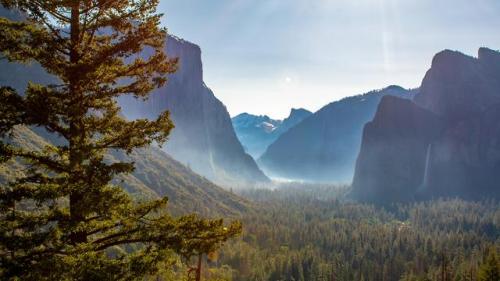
352 48 500 203
118 36 269 186
259 86 416 182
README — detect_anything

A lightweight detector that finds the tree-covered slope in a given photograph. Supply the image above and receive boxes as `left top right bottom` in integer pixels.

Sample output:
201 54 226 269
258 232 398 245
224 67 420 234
1 126 251 217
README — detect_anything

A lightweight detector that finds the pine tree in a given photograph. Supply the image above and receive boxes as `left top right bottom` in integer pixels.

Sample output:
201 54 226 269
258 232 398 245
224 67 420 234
477 248 500 281
0 1 241 280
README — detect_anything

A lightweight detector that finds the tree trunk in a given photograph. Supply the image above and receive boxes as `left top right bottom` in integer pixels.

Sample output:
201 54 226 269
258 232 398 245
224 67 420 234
195 254 202 281
68 1 87 245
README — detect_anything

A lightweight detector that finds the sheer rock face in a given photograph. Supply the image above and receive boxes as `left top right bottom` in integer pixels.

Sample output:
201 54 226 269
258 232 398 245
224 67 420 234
258 86 415 183
352 48 500 203
414 49 500 121
350 96 444 204
119 36 269 185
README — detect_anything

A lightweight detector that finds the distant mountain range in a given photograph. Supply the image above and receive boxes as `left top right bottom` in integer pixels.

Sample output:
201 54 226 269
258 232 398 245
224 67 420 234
232 108 312 158
351 48 500 203
258 86 417 182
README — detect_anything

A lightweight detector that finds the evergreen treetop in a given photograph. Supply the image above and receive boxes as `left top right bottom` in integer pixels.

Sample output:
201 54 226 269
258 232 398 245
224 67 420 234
0 1 241 280
478 248 500 281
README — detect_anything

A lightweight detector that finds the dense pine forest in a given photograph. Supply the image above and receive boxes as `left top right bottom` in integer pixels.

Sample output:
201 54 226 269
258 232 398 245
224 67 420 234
204 184 500 281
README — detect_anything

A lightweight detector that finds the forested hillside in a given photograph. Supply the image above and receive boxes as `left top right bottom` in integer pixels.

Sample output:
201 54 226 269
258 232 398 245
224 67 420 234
1 126 250 217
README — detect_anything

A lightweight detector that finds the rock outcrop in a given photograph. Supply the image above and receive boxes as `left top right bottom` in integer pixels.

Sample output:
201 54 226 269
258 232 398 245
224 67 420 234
350 96 444 203
352 48 500 202
118 36 269 185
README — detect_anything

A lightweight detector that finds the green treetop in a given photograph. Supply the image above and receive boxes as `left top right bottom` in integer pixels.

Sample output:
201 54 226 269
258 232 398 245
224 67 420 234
478 248 500 281
0 1 241 280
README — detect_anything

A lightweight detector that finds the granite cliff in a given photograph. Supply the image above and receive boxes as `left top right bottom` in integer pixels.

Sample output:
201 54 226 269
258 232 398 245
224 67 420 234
119 36 269 186
351 48 500 202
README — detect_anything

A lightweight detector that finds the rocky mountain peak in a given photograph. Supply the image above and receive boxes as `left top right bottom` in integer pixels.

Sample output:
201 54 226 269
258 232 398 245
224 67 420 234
232 109 311 159
478 47 500 74
120 36 269 185
415 48 500 120
352 47 500 203
166 35 203 84
430 49 476 70
287 108 312 121
478 47 500 62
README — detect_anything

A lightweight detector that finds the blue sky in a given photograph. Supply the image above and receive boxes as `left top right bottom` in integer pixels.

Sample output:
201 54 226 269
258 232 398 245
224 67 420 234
159 0 500 119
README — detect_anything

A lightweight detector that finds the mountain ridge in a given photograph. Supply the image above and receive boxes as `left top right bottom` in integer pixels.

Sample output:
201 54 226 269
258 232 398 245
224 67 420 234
258 85 416 182
232 108 312 158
